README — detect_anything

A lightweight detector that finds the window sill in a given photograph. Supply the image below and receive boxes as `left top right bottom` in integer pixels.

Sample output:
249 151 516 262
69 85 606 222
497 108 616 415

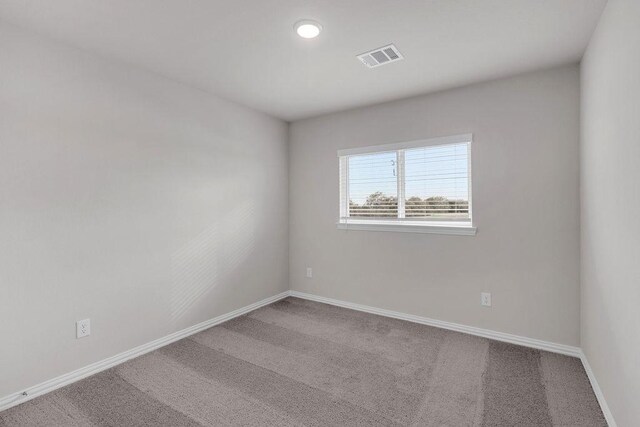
336 220 477 236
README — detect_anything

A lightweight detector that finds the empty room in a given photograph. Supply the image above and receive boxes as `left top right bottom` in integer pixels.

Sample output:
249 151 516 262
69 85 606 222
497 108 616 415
0 0 638 425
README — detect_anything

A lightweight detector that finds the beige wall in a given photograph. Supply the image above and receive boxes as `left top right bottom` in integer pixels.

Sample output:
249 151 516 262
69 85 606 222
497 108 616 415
0 23 288 397
289 65 580 346
580 0 640 425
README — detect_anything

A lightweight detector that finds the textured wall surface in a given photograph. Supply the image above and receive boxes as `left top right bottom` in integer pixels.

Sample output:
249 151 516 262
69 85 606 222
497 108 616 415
0 23 288 397
289 65 580 346
580 0 640 424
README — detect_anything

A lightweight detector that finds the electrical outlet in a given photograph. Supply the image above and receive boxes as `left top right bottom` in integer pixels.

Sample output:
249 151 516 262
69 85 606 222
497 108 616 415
306 267 313 278
481 292 492 307
76 319 90 338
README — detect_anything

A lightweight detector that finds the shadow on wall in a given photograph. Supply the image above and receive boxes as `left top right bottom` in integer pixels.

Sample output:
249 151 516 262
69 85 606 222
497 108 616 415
170 200 257 323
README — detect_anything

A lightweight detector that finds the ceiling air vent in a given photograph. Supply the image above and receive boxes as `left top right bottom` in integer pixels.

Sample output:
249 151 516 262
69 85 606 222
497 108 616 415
357 44 404 68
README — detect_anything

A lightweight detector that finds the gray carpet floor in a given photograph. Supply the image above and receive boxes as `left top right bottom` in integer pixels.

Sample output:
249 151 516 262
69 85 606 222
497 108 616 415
0 297 606 426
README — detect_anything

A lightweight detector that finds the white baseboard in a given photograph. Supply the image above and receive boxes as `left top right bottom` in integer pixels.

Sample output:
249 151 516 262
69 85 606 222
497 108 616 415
0 291 290 413
579 350 617 427
289 290 581 357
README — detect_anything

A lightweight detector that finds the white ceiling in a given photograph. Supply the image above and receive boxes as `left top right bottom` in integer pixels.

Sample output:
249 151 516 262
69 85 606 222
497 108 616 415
0 0 606 121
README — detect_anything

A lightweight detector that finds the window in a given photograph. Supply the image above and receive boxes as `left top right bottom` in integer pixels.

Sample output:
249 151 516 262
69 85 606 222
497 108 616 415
338 134 475 235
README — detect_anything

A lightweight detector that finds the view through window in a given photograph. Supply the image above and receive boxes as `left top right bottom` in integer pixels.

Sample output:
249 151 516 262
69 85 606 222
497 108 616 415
339 135 471 227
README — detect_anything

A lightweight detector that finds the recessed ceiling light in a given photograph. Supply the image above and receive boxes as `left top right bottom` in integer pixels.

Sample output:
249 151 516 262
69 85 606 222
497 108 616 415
294 20 322 39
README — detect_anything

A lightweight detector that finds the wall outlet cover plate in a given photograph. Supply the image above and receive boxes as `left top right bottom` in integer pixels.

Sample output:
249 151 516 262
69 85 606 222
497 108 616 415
76 319 91 338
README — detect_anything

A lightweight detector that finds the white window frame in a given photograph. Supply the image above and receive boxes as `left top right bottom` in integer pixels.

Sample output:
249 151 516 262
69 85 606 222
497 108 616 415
337 133 476 235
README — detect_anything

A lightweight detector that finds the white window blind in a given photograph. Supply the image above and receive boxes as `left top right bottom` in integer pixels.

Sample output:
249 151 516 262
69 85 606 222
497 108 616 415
338 134 473 232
